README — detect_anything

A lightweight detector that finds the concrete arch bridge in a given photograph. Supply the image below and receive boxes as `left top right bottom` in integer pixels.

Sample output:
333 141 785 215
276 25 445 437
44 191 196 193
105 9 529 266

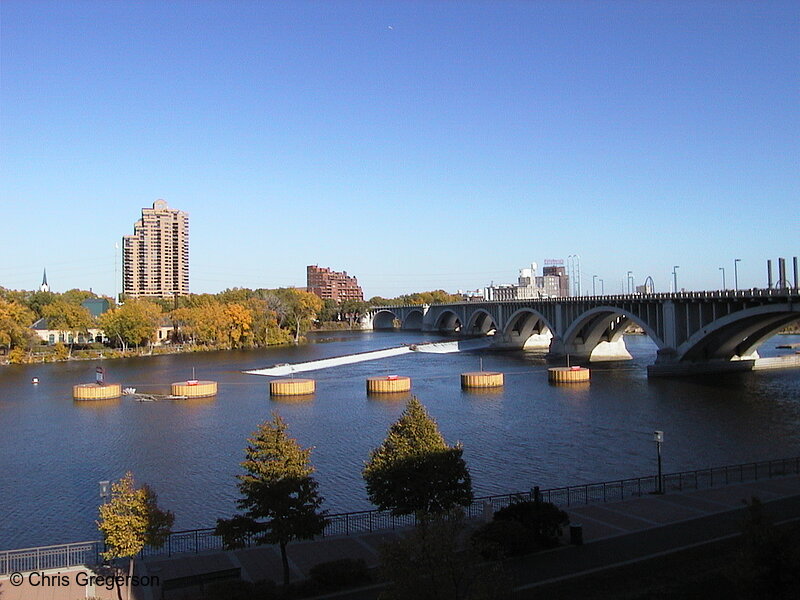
366 289 800 376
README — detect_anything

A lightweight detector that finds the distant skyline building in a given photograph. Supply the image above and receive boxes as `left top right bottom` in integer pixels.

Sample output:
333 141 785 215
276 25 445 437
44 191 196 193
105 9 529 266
542 264 570 297
483 261 571 300
306 265 364 303
122 200 189 298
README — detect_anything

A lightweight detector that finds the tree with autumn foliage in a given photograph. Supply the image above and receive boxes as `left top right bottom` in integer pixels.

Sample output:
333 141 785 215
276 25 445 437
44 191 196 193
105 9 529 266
97 472 174 600
0 297 36 351
215 414 327 585
41 300 94 354
364 397 473 517
99 299 163 350
274 288 324 343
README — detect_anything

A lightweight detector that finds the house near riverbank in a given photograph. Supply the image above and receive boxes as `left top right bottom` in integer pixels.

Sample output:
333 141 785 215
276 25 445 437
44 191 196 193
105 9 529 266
31 318 175 346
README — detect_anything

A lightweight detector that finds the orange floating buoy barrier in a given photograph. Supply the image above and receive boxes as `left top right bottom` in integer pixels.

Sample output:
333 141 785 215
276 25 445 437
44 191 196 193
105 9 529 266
461 371 504 389
548 366 590 383
73 382 122 400
171 380 218 397
366 375 411 394
270 378 316 396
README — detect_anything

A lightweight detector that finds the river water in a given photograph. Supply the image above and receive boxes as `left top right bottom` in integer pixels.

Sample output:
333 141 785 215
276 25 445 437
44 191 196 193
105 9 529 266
1 331 799 550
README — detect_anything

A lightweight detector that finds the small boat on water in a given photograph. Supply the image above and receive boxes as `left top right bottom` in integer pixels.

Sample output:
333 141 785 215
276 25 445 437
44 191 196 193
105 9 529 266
123 387 137 395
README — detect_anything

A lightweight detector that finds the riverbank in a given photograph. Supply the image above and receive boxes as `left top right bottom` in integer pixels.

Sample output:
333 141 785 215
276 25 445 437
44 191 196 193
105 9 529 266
1 325 372 367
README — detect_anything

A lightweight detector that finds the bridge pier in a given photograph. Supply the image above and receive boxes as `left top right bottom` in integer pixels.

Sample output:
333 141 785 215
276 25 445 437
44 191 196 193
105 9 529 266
549 336 633 362
491 331 552 350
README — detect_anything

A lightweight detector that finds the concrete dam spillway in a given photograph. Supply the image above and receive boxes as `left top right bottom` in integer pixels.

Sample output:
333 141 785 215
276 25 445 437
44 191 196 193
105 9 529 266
243 338 493 377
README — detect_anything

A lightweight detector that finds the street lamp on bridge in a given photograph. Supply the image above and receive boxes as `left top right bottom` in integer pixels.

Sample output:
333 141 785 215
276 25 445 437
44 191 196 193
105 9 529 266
672 266 679 293
719 267 726 290
734 259 741 290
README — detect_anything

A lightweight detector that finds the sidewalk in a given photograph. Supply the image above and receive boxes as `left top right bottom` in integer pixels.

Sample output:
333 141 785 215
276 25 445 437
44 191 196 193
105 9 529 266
3 474 799 600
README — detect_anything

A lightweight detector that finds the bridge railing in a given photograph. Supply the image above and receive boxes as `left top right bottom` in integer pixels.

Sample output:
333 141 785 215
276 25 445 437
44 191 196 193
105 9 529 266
3 456 799 574
369 287 799 310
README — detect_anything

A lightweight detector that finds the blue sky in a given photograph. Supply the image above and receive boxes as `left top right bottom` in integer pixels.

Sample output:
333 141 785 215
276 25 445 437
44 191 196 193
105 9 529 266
2 1 798 298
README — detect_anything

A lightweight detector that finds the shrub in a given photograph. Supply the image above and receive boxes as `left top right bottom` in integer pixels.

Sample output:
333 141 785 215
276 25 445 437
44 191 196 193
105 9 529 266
471 519 535 558
472 500 569 558
7 348 29 364
308 558 370 589
494 500 569 547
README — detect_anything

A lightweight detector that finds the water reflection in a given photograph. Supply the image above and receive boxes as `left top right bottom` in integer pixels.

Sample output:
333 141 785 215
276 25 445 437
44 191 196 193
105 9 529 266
270 394 316 405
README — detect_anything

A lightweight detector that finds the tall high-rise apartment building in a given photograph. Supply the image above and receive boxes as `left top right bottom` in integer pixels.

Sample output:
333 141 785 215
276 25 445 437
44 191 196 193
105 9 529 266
307 265 364 303
122 200 189 298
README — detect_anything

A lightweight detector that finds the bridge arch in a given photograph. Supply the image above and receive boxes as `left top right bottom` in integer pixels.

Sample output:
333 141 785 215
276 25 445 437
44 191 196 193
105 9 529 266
401 309 424 330
561 306 666 361
434 309 462 333
372 310 399 330
465 309 498 335
502 308 555 349
677 303 800 362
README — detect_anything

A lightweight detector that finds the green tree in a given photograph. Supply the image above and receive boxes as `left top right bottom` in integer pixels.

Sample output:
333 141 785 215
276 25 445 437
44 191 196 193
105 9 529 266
60 288 96 305
23 290 57 319
97 472 174 600
41 300 94 354
275 288 324 343
215 414 327 586
99 299 163 350
363 397 473 516
216 287 254 304
318 298 339 322
246 298 292 347
339 299 368 328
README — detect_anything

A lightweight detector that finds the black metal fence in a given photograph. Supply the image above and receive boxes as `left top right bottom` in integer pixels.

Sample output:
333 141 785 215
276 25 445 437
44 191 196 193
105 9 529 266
3 456 799 575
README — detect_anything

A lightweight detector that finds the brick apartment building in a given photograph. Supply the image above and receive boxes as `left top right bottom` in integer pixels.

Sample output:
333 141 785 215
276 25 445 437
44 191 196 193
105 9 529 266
306 265 364 303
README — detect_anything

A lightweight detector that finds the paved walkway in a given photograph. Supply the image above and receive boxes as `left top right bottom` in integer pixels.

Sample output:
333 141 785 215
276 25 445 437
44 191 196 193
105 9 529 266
3 475 799 600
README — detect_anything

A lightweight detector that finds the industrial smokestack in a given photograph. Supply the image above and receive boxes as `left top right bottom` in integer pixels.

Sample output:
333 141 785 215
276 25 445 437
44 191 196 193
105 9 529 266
778 258 787 289
767 260 773 288
793 257 798 290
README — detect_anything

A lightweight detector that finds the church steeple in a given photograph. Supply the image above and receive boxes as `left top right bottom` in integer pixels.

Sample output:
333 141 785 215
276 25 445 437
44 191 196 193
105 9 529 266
40 268 49 293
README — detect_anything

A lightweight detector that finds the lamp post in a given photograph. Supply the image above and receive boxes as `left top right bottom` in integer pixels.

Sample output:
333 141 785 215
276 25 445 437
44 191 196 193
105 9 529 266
653 431 664 494
734 259 741 290
672 266 679 293
99 480 110 504
592 275 597 296
719 267 726 290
